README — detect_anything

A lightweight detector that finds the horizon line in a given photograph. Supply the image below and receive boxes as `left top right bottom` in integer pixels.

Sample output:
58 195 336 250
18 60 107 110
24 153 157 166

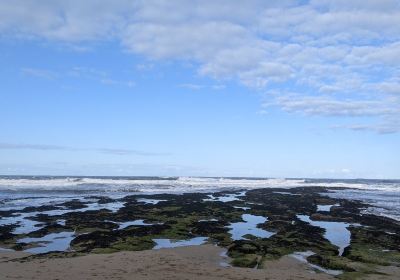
0 174 399 181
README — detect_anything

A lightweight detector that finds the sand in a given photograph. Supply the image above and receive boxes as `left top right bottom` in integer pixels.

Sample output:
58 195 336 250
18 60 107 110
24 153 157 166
0 245 398 280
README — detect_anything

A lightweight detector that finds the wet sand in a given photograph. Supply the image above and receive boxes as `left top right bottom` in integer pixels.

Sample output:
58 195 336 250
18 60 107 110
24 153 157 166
0 245 332 280
1 245 399 280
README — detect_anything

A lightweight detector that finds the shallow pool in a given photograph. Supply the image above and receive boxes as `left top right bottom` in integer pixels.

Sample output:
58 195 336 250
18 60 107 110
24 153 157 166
137 198 167 205
117 219 155 229
18 231 75 254
297 215 354 255
317 204 339 212
152 237 208 249
203 191 246 203
227 214 274 240
290 251 342 276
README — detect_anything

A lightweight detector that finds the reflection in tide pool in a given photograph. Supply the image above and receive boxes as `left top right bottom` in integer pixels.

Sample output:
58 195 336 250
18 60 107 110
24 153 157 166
317 204 339 212
0 201 126 236
40 201 125 216
137 198 167 205
153 237 208 249
18 231 75 254
117 219 154 229
198 218 218 222
219 249 231 267
297 215 356 255
203 191 246 203
290 251 342 276
227 214 274 240
273 191 300 196
0 247 14 252
0 213 44 235
233 206 251 210
83 201 125 213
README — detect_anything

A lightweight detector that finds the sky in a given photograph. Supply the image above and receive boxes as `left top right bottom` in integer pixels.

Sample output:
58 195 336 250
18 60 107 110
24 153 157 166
0 0 399 179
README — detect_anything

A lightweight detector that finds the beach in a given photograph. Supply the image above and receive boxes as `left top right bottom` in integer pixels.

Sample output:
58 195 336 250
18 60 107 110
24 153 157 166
0 177 399 279
1 245 399 280
2 1 400 278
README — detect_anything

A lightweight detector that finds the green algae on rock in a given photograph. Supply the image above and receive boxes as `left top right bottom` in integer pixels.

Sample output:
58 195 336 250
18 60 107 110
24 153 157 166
0 187 399 279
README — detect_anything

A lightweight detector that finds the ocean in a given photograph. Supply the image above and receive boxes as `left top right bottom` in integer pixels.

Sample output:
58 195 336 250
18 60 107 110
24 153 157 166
0 176 399 221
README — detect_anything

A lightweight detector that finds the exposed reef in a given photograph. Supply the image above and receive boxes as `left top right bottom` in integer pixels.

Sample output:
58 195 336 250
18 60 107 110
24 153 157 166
1 186 399 278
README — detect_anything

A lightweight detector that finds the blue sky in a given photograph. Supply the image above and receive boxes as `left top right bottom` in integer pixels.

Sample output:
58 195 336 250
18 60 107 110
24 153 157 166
0 0 399 178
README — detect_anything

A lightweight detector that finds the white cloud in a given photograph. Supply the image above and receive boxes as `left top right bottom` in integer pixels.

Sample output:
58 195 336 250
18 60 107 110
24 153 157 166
178 83 226 91
1 1 400 133
20 66 135 88
268 95 397 117
377 82 400 95
123 21 251 60
0 0 132 41
21 67 58 79
178 83 205 90
100 78 135 88
345 42 400 66
0 143 168 156
335 120 400 134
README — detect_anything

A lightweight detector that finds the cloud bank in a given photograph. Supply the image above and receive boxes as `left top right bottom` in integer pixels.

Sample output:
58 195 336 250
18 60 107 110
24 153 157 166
1 0 399 133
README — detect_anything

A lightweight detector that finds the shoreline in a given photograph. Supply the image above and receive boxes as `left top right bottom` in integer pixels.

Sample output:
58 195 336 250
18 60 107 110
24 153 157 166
0 244 336 280
1 245 399 280
1 186 399 279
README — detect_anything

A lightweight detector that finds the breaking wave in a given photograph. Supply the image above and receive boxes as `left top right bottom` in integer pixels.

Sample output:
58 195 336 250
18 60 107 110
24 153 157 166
0 176 398 193
0 176 399 220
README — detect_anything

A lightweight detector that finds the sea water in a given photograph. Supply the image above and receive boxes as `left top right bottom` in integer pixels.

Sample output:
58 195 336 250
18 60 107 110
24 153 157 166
1 176 398 220
152 237 208 249
0 176 399 254
227 214 274 240
297 215 358 256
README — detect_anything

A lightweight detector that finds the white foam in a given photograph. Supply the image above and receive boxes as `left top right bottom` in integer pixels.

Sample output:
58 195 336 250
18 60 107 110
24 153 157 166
0 177 400 193
1 177 399 221
2 177 395 193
